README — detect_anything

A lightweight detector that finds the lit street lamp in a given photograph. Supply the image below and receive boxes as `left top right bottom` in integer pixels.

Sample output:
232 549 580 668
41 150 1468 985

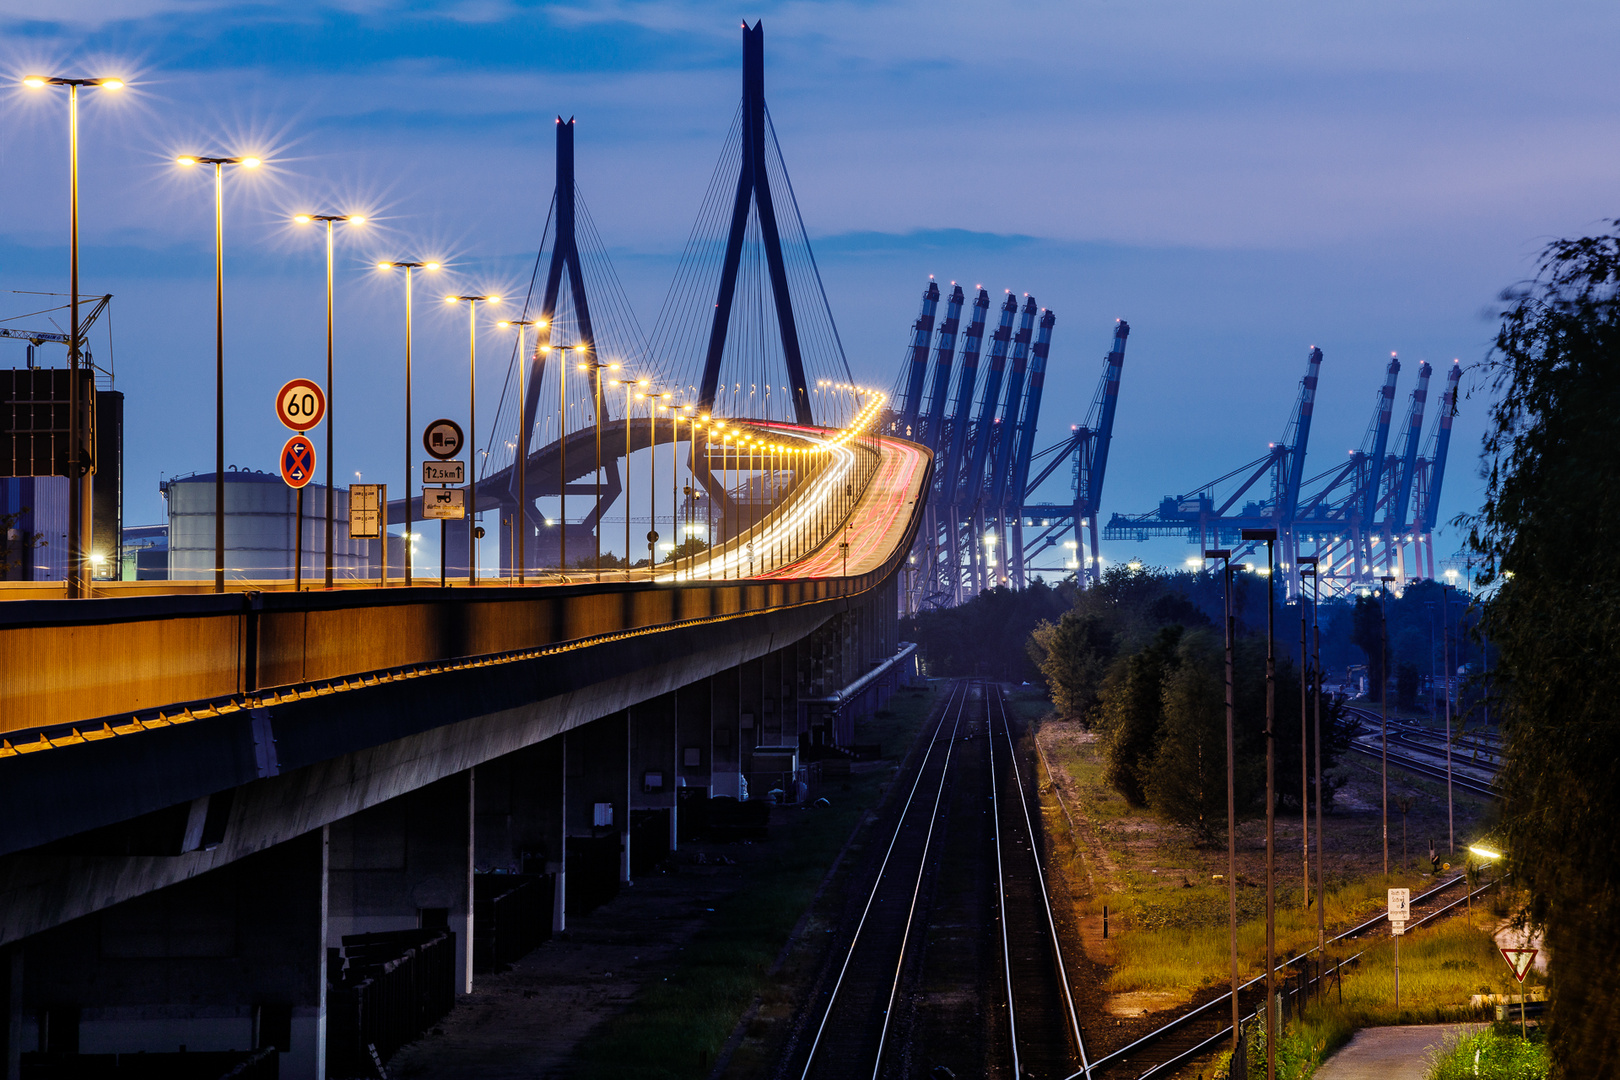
498 317 549 584
576 352 618 580
296 212 365 587
177 151 261 591
445 295 499 583
1378 573 1398 877
24 74 124 597
376 260 440 586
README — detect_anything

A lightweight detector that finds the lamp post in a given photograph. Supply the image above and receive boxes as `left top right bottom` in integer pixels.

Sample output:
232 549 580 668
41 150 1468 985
608 376 648 576
296 213 364 587
1379 574 1397 876
543 344 577 573
377 261 439 587
1243 528 1278 1080
574 351 616 580
176 151 260 591
445 295 499 583
1204 547 1241 1056
1299 555 1326 956
498 317 548 584
25 74 124 597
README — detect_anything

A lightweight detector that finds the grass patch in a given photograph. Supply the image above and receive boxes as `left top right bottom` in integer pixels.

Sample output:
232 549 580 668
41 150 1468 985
1426 1026 1548 1080
563 682 945 1080
1104 875 1444 995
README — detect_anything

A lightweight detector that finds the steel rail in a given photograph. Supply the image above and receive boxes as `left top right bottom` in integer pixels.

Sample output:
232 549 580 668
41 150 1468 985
991 682 1089 1078
797 679 969 1080
1069 872 1476 1080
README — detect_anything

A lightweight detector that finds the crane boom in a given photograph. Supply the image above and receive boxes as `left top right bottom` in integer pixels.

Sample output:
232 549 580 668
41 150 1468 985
1389 360 1431 534
988 296 1037 509
896 280 939 431
920 283 965 450
1009 306 1056 510
1280 346 1323 523
1420 360 1461 532
1085 319 1130 514
938 289 990 505
1360 353 1401 524
961 293 1018 506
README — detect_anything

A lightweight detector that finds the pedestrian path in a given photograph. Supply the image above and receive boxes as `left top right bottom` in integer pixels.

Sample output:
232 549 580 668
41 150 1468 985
1314 1023 1486 1079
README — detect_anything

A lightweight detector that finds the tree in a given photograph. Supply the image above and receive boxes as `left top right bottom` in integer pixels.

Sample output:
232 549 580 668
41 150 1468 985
1094 625 1184 805
1146 629 1228 841
1028 610 1116 722
1466 222 1620 1077
1351 593 1387 701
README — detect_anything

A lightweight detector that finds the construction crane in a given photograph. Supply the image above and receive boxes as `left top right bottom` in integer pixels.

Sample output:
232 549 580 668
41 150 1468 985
1407 360 1462 579
1104 345 1324 590
1019 318 1129 586
0 293 113 376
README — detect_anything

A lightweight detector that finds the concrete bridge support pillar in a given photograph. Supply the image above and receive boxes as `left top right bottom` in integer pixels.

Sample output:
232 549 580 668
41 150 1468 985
328 773 475 996
14 831 329 1079
565 711 631 909
675 678 713 808
630 693 677 874
739 657 765 748
711 668 744 798
473 739 567 933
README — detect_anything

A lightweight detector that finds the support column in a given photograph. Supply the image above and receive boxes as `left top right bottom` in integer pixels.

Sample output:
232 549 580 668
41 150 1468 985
564 712 630 914
711 668 744 799
630 693 676 875
18 831 328 1079
473 739 566 941
327 773 474 996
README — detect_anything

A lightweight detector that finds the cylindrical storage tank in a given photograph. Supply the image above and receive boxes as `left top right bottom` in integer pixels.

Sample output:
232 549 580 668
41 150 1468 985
162 469 376 581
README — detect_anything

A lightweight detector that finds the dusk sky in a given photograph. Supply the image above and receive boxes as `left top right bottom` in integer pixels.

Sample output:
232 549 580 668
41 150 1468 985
3 1 1615 571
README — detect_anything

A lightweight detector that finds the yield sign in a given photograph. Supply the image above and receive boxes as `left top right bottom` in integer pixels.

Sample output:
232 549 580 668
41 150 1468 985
1501 947 1538 983
280 435 317 489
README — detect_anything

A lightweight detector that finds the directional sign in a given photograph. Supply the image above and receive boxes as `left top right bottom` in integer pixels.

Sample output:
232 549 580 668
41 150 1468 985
349 483 384 539
280 435 316 489
423 486 465 520
423 460 465 485
423 419 464 461
1501 947 1538 983
276 378 326 432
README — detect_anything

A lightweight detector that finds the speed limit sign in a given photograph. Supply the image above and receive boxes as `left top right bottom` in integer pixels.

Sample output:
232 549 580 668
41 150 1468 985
276 378 326 432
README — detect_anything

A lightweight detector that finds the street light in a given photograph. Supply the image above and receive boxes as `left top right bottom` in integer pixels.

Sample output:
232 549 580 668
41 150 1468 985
1300 555 1327 960
1242 526 1278 1080
25 74 124 597
608 376 648 577
1204 547 1241 1057
1378 573 1397 877
498 317 549 584
178 152 261 591
445 295 500 583
575 353 618 579
295 212 364 587
377 260 440 586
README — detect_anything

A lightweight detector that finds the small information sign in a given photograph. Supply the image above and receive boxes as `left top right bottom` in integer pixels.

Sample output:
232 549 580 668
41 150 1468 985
349 483 385 539
423 460 465 485
423 487 465 520
1388 887 1410 935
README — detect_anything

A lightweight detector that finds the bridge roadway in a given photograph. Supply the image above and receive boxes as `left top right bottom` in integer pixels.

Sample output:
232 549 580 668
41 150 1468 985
0 430 929 1078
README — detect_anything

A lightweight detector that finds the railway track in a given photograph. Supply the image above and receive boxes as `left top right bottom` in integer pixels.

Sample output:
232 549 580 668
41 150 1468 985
794 680 971 1079
787 680 1090 1079
988 683 1090 1079
1079 873 1498 1079
1343 706 1499 799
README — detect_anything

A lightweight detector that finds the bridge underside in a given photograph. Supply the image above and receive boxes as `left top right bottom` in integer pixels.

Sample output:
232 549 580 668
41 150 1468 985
0 436 928 1078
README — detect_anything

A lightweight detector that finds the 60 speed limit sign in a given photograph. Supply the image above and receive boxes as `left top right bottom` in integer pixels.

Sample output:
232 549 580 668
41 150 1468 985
276 378 327 432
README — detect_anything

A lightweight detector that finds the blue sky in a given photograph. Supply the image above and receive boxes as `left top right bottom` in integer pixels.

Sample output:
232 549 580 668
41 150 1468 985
3 1 1616 569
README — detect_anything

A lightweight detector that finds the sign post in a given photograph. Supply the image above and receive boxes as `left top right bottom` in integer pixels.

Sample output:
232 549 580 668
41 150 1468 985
422 420 466 589
280 434 317 591
277 381 326 591
349 483 387 585
1501 947 1538 1038
1388 888 1410 1008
